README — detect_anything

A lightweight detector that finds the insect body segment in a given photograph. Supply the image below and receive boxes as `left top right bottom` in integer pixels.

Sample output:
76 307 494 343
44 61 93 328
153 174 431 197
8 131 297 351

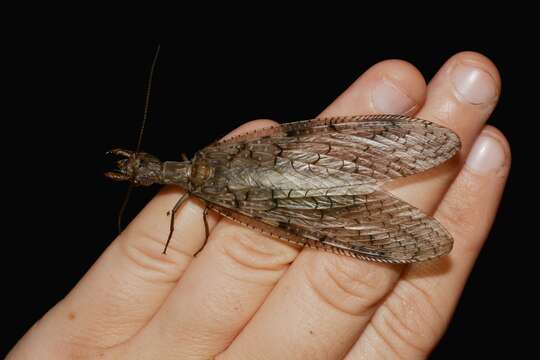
106 149 192 188
106 114 460 264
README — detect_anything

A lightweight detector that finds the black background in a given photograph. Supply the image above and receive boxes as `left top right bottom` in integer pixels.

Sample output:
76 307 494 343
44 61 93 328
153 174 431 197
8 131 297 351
3 36 532 358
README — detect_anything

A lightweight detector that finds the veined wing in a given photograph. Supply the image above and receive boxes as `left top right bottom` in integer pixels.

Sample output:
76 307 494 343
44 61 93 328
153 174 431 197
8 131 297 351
194 115 458 263
207 190 452 264
200 114 461 181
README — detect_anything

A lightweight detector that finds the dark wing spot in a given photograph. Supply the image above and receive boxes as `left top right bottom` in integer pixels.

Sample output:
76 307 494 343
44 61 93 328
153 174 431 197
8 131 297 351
284 128 297 137
277 222 290 230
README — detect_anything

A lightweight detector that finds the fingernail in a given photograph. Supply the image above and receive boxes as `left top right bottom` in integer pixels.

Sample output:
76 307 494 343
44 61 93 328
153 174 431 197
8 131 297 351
466 133 506 174
371 79 416 114
451 63 497 105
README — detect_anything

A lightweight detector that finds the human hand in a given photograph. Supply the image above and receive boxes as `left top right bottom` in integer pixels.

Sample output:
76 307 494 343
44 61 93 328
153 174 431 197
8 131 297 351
8 51 509 359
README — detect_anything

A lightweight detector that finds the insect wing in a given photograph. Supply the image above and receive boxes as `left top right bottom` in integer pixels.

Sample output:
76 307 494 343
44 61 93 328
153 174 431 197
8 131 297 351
205 114 461 181
194 115 460 263
207 190 452 263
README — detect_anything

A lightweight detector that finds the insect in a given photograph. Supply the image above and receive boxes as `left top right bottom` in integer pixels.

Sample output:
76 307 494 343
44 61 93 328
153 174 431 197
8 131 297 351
106 47 461 264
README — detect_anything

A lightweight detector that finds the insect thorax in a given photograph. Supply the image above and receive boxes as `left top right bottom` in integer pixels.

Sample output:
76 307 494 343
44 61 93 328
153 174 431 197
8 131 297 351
162 158 215 189
188 159 215 186
161 161 193 189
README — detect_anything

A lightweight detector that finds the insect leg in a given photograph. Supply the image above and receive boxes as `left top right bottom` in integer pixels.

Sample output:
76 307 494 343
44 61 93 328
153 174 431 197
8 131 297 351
194 204 210 257
162 192 190 254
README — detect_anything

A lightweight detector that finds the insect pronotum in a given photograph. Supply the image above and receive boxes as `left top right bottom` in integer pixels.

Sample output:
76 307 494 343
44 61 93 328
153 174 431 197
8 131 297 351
106 47 461 264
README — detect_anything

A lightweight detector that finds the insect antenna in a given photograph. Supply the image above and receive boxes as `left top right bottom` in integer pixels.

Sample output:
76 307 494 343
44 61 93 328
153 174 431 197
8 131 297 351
136 44 160 155
117 44 161 234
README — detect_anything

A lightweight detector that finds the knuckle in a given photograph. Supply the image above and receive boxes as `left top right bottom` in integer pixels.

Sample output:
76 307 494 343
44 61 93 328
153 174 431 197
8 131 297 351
215 221 298 284
119 227 192 284
304 252 398 316
375 280 443 356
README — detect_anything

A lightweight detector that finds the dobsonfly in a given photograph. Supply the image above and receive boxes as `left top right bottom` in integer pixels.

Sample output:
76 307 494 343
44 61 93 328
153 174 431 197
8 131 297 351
105 46 461 264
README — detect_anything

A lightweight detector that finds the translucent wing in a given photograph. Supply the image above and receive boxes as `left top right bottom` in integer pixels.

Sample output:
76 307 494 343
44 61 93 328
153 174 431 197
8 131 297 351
202 114 461 181
206 191 452 263
193 115 460 263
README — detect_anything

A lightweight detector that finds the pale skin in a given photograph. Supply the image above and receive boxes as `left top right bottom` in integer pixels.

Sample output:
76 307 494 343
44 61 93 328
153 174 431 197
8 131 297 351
9 52 510 359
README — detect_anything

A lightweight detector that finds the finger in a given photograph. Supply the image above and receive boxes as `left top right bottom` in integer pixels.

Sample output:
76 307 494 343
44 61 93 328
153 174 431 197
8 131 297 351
218 60 429 360
344 51 502 359
347 126 510 359
320 59 426 117
387 51 501 214
14 120 275 353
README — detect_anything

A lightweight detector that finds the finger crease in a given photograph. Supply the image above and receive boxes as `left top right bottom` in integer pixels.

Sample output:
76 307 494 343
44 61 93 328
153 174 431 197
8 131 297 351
370 321 407 360
401 279 444 325
380 301 430 354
